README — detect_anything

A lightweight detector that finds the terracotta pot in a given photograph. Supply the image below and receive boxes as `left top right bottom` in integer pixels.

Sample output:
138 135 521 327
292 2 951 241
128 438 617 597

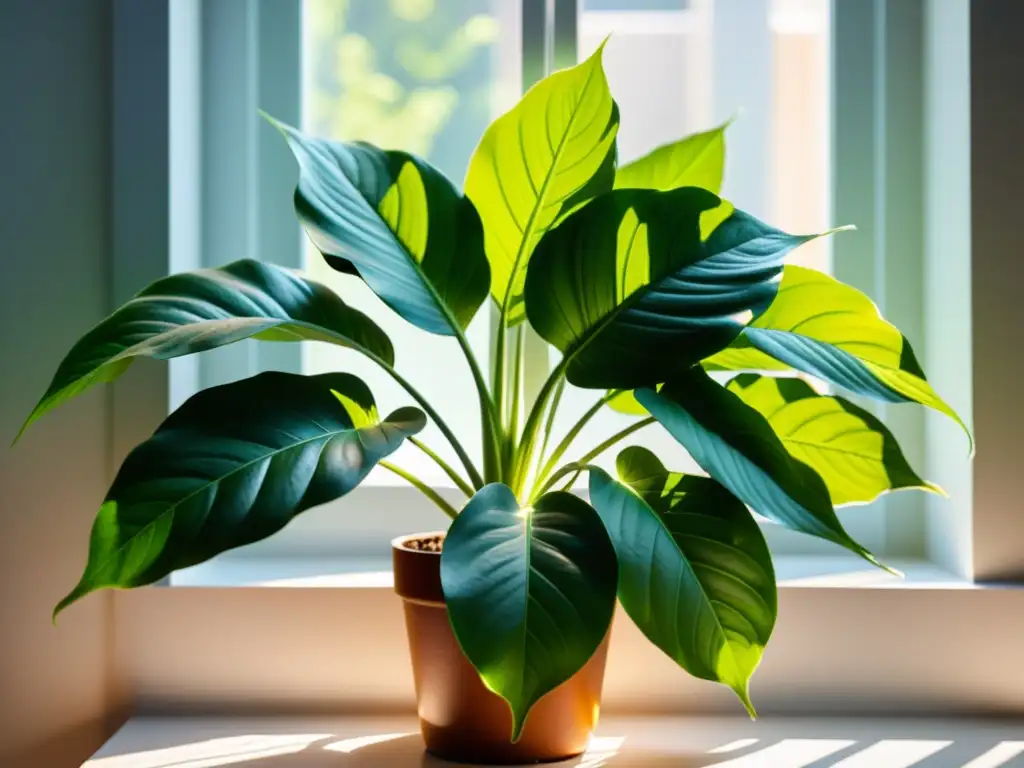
393 531 610 765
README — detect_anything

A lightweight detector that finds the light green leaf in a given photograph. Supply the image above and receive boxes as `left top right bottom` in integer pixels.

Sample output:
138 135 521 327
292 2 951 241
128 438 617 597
55 372 425 617
18 260 393 441
636 367 890 570
270 117 490 335
590 450 775 715
703 266 971 451
606 389 647 416
465 43 619 325
727 374 942 506
526 193 833 389
615 118 735 239
440 484 617 741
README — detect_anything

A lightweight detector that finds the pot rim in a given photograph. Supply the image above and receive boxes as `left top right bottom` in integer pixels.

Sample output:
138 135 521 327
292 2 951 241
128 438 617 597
391 530 448 555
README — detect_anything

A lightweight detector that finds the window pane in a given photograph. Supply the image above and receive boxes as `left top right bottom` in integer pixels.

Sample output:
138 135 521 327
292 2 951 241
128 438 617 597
302 0 517 484
580 0 831 270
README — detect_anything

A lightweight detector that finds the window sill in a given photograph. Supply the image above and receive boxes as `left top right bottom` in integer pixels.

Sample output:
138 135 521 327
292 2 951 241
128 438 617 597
170 553 980 590
86 714 1024 767
117 555 1024 718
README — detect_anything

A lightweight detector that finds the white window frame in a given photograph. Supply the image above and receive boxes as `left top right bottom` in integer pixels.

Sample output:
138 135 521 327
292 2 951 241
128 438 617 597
167 0 944 573
123 0 974 571
105 0 1024 717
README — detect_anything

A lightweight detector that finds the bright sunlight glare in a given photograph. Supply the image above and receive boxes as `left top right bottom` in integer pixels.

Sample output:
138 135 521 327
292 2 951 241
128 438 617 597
323 732 414 753
701 739 855 767
709 738 761 754
576 735 627 767
87 734 333 768
962 741 1024 768
828 739 952 767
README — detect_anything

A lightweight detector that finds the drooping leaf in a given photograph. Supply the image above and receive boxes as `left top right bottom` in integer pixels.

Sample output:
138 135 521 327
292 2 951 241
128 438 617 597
464 43 619 325
589 451 775 714
270 117 489 335
18 260 393 440
703 265 971 451
440 483 617 741
636 367 889 569
727 374 942 506
615 118 735 238
55 372 425 617
526 192 837 389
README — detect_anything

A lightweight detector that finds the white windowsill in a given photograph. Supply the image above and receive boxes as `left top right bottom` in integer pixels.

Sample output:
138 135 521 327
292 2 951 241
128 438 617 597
85 714 1024 767
170 553 976 590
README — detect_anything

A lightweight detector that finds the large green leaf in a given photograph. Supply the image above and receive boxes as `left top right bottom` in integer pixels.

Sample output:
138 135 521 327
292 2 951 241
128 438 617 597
727 374 941 506
55 372 425 617
589 449 775 714
18 260 393 440
704 265 971 450
271 117 489 335
440 483 617 741
464 43 619 325
615 119 735 238
636 367 887 568
525 192 833 389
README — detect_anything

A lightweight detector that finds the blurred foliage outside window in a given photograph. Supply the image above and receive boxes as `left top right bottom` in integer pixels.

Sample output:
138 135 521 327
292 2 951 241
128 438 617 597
304 0 500 183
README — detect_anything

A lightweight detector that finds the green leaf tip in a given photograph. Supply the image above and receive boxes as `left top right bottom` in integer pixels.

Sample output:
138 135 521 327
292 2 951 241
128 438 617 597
734 682 758 720
827 223 857 235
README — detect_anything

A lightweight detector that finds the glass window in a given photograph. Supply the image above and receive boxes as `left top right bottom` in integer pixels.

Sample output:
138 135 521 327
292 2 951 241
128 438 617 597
302 0 517 485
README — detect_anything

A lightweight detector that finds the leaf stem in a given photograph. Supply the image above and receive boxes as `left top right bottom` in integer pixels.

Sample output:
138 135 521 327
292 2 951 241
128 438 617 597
532 462 588 500
537 376 567 474
380 461 459 520
511 357 569 497
536 389 620 491
576 417 655 466
408 437 475 497
367 352 484 489
455 330 503 485
531 417 656 500
492 319 507 432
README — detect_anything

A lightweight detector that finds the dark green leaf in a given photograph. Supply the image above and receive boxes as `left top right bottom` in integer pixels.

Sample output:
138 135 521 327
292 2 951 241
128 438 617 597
636 367 889 569
440 484 617 741
590 450 775 714
55 372 425 617
727 374 942 506
526 194 833 388
271 117 490 335
703 265 971 451
19 260 392 440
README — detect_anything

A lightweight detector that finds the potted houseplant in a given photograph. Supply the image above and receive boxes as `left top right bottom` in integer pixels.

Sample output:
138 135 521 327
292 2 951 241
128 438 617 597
20 47 969 765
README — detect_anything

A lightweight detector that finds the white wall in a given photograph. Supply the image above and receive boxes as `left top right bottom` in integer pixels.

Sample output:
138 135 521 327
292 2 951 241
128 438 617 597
0 1 118 765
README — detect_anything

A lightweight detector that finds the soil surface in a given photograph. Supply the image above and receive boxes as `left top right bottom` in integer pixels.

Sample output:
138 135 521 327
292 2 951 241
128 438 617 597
404 534 444 552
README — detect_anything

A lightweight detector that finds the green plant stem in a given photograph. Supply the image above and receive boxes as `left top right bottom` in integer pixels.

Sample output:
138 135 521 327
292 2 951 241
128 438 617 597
535 389 620 491
577 416 655 466
503 325 526 478
536 376 567 475
380 461 459 520
508 325 526 438
534 462 587 499
455 330 502 484
511 358 569 497
408 437 475 497
367 352 484 489
492 320 507 432
531 417 656 500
